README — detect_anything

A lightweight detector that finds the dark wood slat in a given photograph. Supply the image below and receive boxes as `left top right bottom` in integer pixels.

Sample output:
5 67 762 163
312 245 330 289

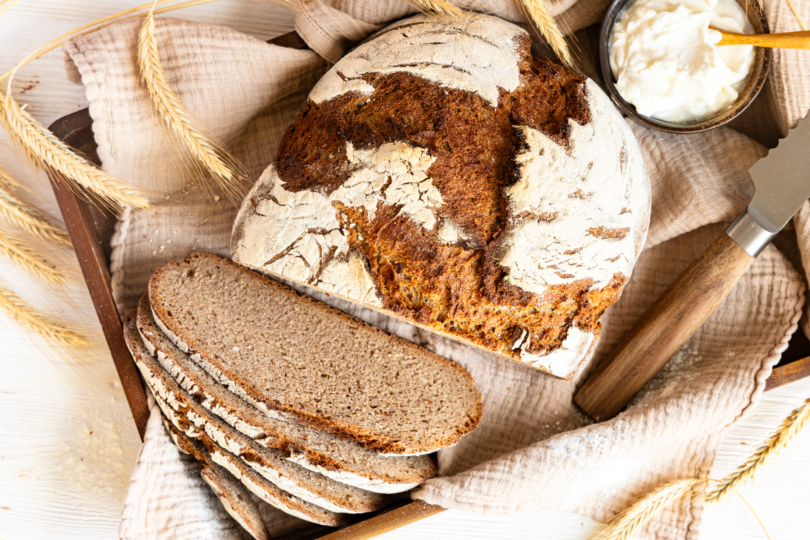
48 111 151 440
766 356 810 391
269 31 308 49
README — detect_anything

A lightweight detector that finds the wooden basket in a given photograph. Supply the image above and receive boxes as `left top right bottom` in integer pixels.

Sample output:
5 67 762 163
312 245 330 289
46 30 810 540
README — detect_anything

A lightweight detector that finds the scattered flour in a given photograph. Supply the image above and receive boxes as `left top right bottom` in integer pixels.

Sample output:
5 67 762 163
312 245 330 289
629 345 702 406
54 382 137 508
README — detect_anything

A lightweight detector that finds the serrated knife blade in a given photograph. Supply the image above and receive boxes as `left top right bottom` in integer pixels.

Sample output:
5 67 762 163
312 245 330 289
728 114 810 256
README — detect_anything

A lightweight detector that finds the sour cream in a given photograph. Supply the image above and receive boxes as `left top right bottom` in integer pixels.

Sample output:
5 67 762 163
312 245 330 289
609 0 755 123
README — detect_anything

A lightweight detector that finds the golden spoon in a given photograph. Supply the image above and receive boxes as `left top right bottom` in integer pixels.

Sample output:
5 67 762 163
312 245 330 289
714 29 810 50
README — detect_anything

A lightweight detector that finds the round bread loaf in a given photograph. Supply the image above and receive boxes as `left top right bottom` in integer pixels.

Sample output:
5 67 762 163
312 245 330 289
232 13 651 379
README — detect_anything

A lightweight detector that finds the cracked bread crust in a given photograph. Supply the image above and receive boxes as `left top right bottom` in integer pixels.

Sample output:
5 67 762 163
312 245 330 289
232 13 650 379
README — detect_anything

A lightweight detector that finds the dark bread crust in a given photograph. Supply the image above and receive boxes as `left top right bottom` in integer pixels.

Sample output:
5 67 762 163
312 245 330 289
267 39 625 367
136 294 437 487
149 253 483 455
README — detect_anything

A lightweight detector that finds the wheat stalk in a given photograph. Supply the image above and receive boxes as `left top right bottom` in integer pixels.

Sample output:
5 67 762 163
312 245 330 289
137 7 244 203
0 0 21 18
783 0 808 30
407 0 463 16
0 165 70 246
0 0 230 84
0 285 86 346
0 91 151 210
0 233 65 285
252 0 307 8
518 0 573 68
593 397 810 539
594 479 699 540
0 186 71 247
706 397 810 504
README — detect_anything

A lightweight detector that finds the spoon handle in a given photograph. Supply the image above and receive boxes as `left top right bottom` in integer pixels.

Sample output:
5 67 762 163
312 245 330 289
717 29 810 50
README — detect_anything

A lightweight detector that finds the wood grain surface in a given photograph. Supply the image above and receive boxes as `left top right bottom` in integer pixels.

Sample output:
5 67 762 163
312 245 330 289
576 233 756 421
1 2 810 540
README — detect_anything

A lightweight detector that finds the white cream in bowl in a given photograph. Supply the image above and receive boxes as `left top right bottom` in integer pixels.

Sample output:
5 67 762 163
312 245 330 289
609 0 756 123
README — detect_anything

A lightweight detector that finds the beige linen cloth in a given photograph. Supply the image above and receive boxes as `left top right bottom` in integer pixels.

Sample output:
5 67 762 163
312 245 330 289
62 1 810 538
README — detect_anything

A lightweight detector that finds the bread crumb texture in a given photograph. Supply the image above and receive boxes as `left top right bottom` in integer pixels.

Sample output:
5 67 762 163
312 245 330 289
232 14 650 379
149 254 482 455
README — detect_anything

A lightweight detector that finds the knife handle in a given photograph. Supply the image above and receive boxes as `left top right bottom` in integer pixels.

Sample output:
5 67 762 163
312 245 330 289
575 230 756 422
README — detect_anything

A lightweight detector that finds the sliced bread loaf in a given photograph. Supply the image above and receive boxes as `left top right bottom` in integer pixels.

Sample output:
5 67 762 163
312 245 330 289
124 312 388 514
148 253 482 455
136 294 435 493
158 397 347 527
162 417 269 540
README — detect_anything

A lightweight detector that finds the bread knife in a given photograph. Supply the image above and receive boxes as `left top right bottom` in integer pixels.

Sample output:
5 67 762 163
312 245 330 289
575 114 810 422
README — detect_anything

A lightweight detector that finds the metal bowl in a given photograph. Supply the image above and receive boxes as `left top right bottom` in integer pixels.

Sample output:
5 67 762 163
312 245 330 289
599 0 772 133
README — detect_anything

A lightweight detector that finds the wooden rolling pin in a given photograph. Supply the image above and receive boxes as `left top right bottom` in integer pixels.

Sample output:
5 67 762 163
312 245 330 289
716 29 810 49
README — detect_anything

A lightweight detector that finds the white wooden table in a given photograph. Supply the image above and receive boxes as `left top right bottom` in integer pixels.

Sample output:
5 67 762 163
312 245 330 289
0 2 809 539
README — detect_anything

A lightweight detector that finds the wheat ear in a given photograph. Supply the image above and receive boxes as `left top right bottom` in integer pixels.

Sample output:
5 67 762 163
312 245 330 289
0 92 150 211
706 397 810 504
594 479 699 540
0 166 70 246
518 0 573 68
0 286 86 346
0 233 65 286
408 0 463 16
137 9 244 203
0 186 71 247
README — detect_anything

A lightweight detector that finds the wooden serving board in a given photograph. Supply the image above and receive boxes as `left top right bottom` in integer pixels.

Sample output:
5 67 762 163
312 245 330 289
46 30 810 540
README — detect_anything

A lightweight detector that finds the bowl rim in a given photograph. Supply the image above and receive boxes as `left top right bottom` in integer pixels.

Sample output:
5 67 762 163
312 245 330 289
598 0 772 134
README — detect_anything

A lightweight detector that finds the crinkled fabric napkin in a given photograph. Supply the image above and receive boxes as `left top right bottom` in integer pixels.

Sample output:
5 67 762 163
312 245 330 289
62 1 810 538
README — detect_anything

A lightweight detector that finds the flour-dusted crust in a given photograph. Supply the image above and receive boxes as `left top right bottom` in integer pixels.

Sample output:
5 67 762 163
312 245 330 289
232 13 651 380
308 15 526 107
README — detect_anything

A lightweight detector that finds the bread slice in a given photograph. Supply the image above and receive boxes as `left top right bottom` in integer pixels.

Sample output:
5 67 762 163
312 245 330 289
158 397 347 527
124 312 388 514
201 467 269 540
148 253 482 455
162 417 269 540
136 294 435 493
